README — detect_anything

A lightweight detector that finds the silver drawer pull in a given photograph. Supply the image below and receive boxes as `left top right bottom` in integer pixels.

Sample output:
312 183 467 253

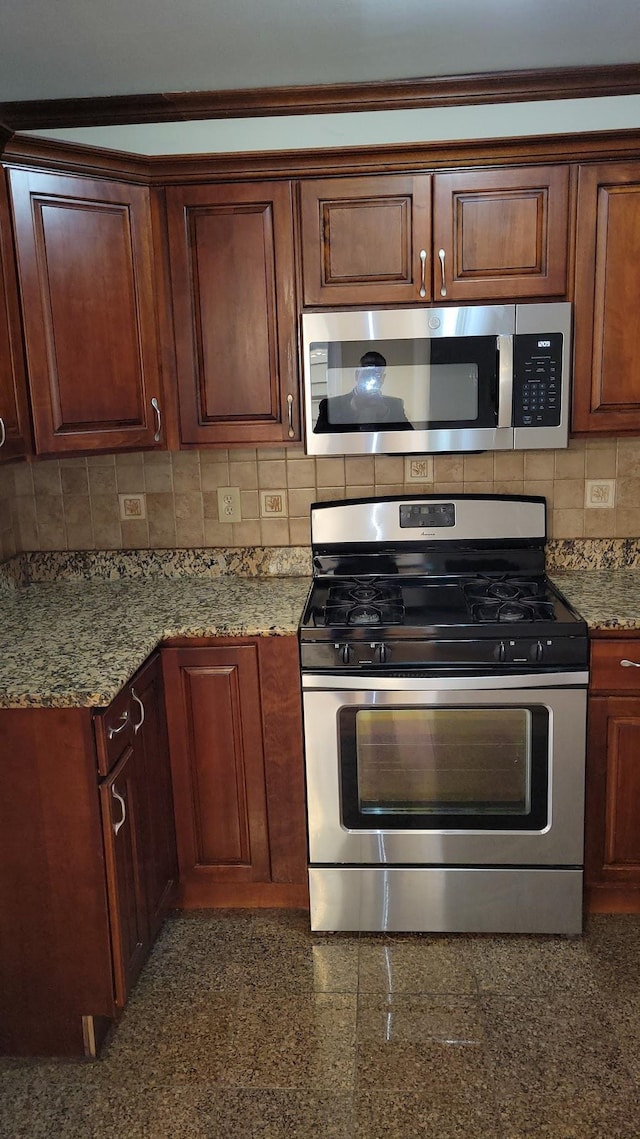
620 658 640 668
287 393 295 439
111 784 126 835
131 687 145 734
0 417 5 449
107 711 129 739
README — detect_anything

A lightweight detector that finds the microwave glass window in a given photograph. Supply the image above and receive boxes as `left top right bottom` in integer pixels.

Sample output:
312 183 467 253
309 337 499 433
354 706 532 816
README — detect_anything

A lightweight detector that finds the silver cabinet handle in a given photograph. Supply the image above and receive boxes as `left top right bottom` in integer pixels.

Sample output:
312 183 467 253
0 417 5 449
151 397 162 443
287 393 295 439
419 249 427 298
107 711 129 739
131 687 145 734
111 783 126 835
438 249 447 297
620 659 640 668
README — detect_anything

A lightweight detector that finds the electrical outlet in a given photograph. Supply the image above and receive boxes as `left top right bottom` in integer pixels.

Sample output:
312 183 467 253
217 486 242 523
585 479 616 509
405 456 434 482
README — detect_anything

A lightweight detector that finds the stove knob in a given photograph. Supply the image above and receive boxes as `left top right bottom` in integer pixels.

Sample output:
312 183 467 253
376 642 389 664
335 642 352 665
534 640 544 662
497 641 506 662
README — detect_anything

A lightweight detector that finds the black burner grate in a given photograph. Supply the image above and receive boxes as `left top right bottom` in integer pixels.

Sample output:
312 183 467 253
319 577 406 627
463 575 556 623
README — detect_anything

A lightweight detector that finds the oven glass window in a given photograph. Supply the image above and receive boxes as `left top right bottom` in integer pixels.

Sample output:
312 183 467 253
340 704 548 831
309 337 498 434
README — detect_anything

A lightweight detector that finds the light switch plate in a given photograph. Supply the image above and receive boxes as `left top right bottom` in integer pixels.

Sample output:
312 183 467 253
217 486 242 522
585 479 616 509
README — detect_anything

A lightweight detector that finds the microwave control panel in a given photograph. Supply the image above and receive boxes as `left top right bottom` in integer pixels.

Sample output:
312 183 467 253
512 333 563 428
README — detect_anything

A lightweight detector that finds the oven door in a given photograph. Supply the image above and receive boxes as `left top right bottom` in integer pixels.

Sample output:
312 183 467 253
302 672 587 867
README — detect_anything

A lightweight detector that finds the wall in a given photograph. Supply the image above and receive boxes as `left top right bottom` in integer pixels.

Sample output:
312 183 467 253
5 436 640 552
0 464 19 560
24 95 640 155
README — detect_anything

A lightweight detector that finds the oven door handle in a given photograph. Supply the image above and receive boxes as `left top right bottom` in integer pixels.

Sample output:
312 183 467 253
497 334 514 429
302 671 589 691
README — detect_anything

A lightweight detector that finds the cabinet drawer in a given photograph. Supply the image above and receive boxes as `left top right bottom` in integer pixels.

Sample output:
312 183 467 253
590 639 640 693
94 686 135 775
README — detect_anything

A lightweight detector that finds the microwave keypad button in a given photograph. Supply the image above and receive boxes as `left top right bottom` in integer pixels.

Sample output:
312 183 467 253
513 331 563 428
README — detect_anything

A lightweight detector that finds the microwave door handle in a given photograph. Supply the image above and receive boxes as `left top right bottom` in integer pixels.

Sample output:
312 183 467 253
497 334 514 429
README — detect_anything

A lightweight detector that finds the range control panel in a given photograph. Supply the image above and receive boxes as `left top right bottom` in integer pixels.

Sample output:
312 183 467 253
512 333 563 428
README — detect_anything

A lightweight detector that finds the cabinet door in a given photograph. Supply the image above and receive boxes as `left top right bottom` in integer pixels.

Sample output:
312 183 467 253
129 654 178 940
8 168 164 455
166 182 299 445
432 166 570 301
0 175 31 462
573 161 640 433
299 174 431 306
585 695 640 896
163 644 271 898
100 746 148 1007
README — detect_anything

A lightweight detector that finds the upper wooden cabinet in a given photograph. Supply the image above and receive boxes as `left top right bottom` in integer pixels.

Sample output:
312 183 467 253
573 161 640 434
8 168 165 455
299 166 570 307
299 174 432 306
165 181 300 446
432 166 570 301
0 176 31 462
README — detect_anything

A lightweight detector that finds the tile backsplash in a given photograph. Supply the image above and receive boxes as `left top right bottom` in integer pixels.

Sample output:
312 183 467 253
4 436 640 553
0 464 19 561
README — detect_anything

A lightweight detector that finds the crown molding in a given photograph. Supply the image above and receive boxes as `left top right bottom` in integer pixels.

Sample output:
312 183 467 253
5 126 640 184
2 63 640 132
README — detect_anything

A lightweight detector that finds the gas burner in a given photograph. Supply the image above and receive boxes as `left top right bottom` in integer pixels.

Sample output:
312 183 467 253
330 578 403 604
320 577 405 627
323 598 406 627
463 576 549 604
472 598 556 624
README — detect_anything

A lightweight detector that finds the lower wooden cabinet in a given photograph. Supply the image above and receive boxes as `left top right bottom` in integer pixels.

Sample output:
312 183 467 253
96 653 178 1008
100 744 149 1007
0 637 305 1056
163 637 308 908
0 653 177 1056
585 636 640 912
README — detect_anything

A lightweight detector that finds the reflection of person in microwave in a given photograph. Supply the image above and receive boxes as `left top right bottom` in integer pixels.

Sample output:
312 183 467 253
314 351 413 431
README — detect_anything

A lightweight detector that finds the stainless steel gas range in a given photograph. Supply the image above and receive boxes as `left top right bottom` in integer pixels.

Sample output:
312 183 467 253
298 495 588 935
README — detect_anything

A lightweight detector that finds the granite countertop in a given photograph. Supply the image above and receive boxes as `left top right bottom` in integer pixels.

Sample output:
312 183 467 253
1 575 311 709
550 568 640 633
3 538 640 710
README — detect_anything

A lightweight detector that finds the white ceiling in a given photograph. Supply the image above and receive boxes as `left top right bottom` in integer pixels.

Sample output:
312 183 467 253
2 0 640 104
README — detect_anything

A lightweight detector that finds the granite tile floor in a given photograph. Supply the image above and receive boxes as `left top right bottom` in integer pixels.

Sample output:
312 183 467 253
2 910 640 1138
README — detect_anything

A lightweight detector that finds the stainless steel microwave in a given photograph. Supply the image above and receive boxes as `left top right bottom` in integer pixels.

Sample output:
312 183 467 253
302 303 572 455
